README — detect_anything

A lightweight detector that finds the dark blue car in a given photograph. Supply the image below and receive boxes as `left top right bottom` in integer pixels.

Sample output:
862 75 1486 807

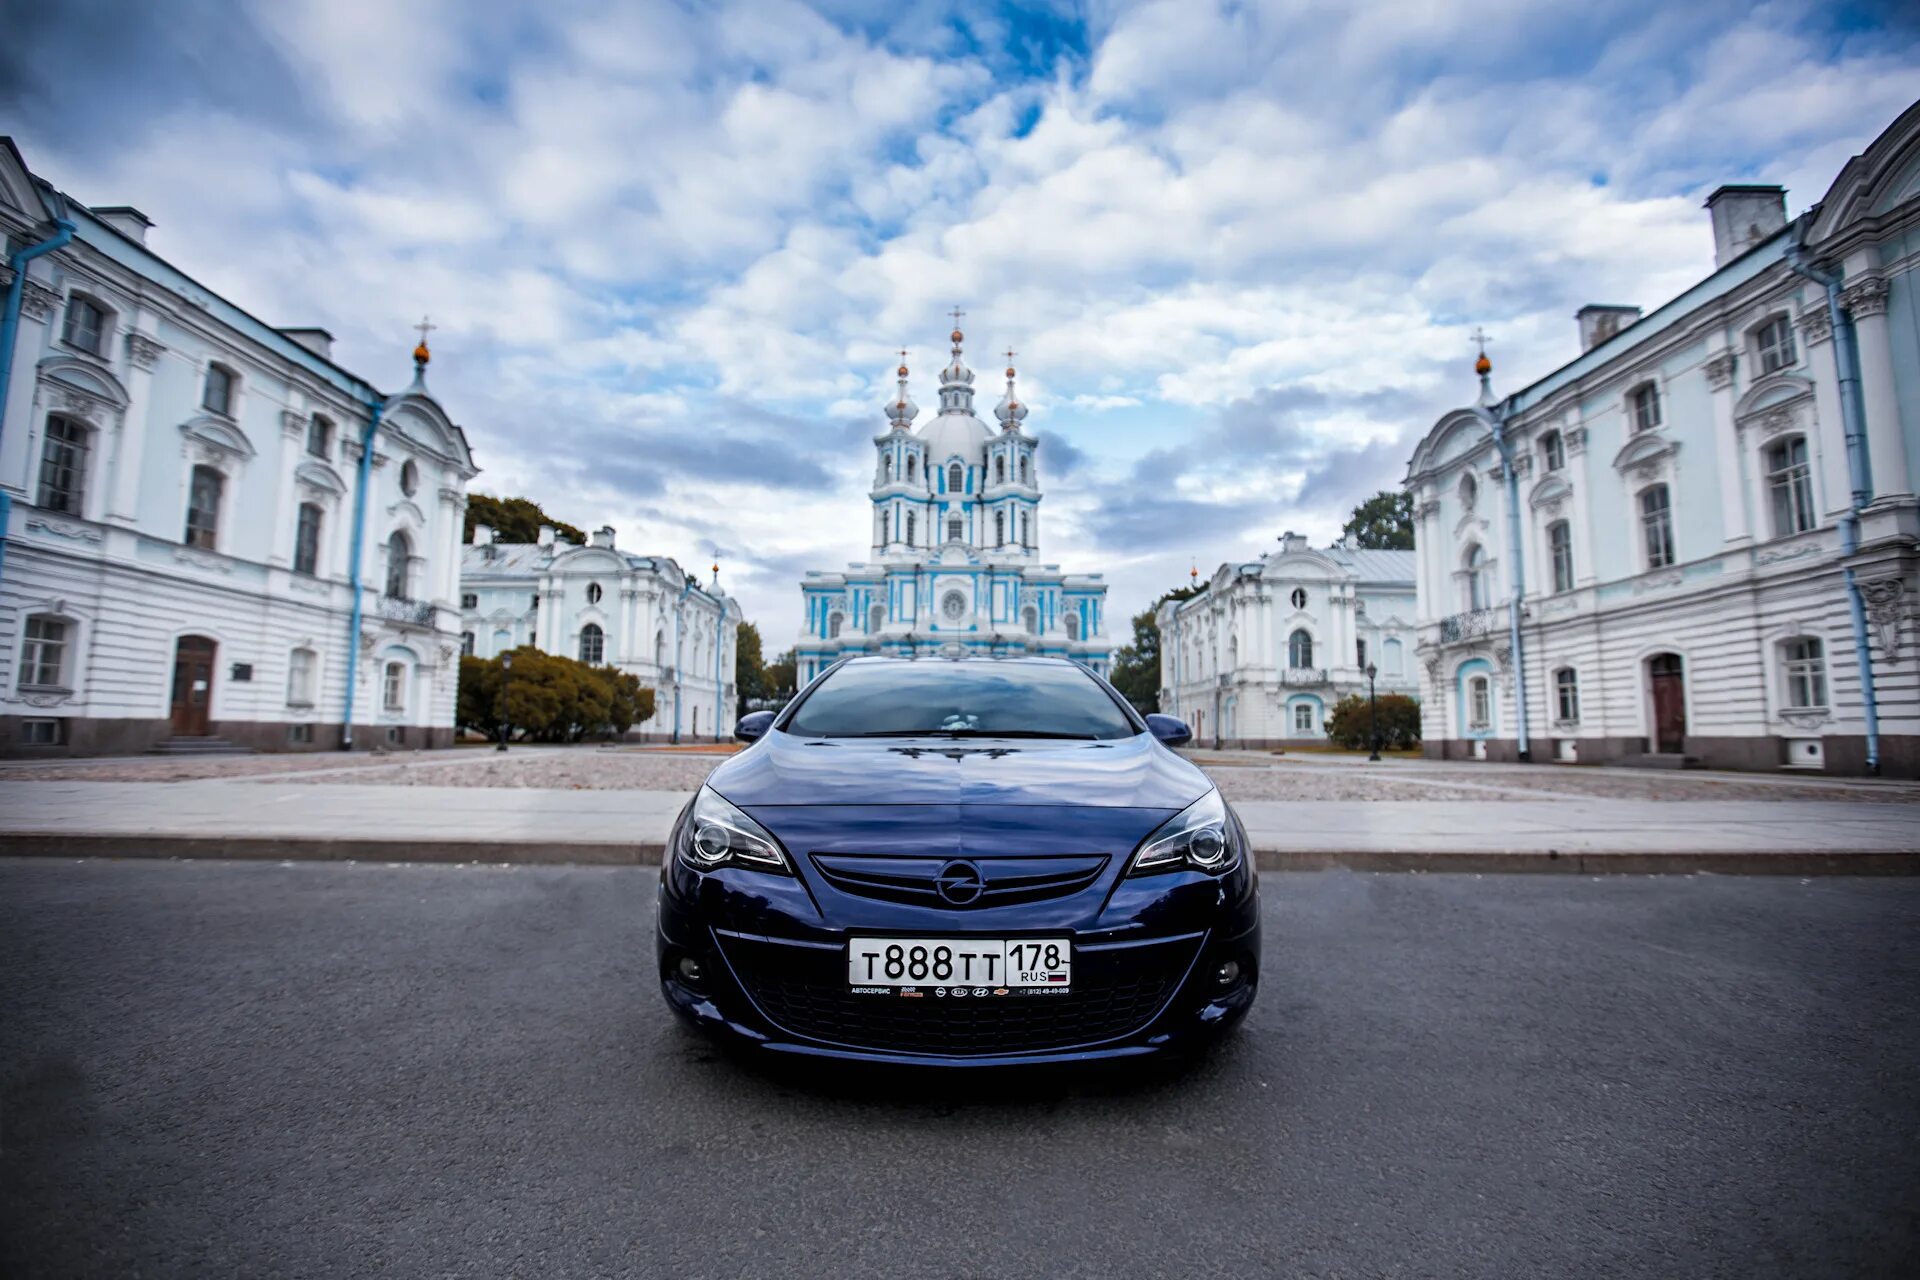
656 656 1259 1066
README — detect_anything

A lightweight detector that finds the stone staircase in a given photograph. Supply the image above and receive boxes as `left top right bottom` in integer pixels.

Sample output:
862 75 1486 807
148 735 252 756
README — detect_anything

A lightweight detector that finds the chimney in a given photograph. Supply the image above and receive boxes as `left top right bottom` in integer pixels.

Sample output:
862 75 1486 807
537 524 556 547
591 525 616 548
279 327 335 360
91 206 152 245
1278 531 1308 554
1705 185 1787 268
471 523 493 546
1575 304 1642 351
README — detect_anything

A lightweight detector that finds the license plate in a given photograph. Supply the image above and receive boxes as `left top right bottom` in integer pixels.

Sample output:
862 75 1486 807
847 937 1071 994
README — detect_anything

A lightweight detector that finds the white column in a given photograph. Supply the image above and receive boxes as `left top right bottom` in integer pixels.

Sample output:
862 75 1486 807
1800 304 1850 517
108 322 164 524
1844 272 1912 504
1704 348 1750 545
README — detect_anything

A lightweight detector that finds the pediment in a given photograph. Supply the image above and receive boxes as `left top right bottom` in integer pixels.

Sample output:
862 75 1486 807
181 415 255 459
1809 100 1920 242
1528 474 1574 509
549 546 629 572
1612 432 1677 474
381 396 473 472
294 460 347 496
38 355 129 409
385 499 426 526
1413 409 1493 476
1734 373 1814 420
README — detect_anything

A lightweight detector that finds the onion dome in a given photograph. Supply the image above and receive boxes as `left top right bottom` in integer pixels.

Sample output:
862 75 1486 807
884 352 918 427
993 350 1027 430
940 311 974 396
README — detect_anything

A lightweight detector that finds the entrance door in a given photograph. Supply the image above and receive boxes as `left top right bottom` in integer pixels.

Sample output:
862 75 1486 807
1648 653 1686 754
171 635 217 736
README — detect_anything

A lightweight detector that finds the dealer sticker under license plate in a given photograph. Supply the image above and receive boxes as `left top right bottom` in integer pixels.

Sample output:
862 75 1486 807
847 937 1071 996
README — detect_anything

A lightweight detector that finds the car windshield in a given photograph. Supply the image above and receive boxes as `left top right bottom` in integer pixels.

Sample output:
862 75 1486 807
782 661 1138 740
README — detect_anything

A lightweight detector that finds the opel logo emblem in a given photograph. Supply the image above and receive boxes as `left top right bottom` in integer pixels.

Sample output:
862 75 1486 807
934 859 984 906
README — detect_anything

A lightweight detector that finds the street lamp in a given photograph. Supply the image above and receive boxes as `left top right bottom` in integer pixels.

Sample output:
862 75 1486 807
1366 661 1381 762
496 650 514 752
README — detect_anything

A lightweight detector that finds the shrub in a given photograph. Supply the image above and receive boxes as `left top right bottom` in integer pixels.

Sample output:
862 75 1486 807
1323 691 1421 750
456 647 657 742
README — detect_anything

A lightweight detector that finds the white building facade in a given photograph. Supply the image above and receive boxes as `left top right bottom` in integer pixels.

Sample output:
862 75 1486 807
795 323 1112 683
1159 534 1418 748
0 139 478 756
1405 102 1920 776
460 525 740 741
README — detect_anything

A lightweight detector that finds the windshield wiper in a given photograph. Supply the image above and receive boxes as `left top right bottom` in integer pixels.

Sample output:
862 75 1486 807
827 729 1099 740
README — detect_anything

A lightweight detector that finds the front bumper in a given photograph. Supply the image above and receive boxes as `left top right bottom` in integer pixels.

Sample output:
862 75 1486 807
655 866 1260 1066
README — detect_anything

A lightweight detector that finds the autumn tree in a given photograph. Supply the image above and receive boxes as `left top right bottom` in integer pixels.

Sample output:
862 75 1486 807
1109 583 1202 715
464 494 587 545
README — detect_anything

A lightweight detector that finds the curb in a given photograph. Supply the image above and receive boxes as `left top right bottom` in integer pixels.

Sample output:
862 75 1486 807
1 833 1915 875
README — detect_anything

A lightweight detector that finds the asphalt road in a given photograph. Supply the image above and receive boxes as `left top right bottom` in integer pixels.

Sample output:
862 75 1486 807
2 860 1915 1279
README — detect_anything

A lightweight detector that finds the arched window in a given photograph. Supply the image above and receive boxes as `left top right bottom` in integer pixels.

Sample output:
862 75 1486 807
1464 543 1489 610
1781 637 1827 709
948 462 964 492
995 457 1006 484
294 502 323 576
994 511 1005 545
1288 629 1313 669
869 603 884 633
1458 472 1478 510
1766 436 1814 536
579 623 604 664
385 530 412 598
399 459 419 496
287 646 318 706
883 455 893 482
1540 429 1565 471
906 456 916 482
62 295 108 355
203 363 237 416
37 415 90 515
185 465 223 549
1554 667 1580 722
1639 485 1675 568
1755 314 1796 374
307 416 333 459
827 612 844 639
383 661 406 712
1022 605 1038 635
1548 520 1573 594
1019 456 1029 485
905 512 917 545
947 515 963 542
1629 382 1662 433
1289 587 1307 610
1066 613 1081 641
586 582 603 605
654 631 666 668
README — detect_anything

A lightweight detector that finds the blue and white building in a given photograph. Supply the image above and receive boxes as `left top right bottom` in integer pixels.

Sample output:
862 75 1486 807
795 323 1112 683
1159 534 1418 748
459 524 740 742
0 138 479 756
1405 101 1920 775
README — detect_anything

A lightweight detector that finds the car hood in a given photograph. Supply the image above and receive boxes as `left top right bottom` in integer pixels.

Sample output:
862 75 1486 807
707 729 1211 811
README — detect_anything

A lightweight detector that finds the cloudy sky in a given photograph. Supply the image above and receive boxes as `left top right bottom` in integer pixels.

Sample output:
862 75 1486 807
5 0 1917 640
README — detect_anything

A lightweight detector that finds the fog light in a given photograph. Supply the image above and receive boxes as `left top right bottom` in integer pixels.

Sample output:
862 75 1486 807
676 954 705 987
1214 959 1241 987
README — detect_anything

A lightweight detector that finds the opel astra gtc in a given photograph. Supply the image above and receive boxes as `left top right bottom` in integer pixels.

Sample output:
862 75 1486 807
655 656 1259 1065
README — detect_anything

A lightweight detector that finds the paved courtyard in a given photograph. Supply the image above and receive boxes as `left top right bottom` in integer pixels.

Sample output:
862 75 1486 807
2 859 1914 1278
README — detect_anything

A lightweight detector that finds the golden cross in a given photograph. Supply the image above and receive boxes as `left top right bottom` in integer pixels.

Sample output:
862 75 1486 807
948 306 966 327
1468 325 1492 351
414 315 437 344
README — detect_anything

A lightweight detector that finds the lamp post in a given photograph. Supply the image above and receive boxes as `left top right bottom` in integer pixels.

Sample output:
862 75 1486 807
1366 661 1381 762
496 651 514 752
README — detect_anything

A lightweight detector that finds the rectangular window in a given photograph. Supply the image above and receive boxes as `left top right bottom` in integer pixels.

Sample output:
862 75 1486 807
306 417 331 458
383 662 405 712
1630 384 1662 433
37 416 89 515
947 515 963 542
287 723 313 744
1356 638 1367 669
62 297 105 354
21 718 66 746
294 503 323 575
1555 668 1580 722
185 466 223 549
1293 704 1312 734
1640 486 1675 569
1767 437 1815 537
1469 677 1491 729
1783 638 1827 709
1549 521 1574 593
287 649 316 707
1756 316 1796 374
21 616 68 689
203 364 235 416
1541 431 1565 471
461 631 475 656
461 593 478 610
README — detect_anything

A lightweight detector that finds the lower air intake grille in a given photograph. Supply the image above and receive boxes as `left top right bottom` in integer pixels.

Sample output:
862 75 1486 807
716 932 1204 1057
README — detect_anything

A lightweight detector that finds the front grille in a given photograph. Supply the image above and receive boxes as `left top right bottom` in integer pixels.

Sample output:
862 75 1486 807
811 854 1108 908
716 931 1205 1057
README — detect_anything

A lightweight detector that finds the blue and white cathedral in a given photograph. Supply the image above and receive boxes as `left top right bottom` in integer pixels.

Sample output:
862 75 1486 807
795 319 1112 683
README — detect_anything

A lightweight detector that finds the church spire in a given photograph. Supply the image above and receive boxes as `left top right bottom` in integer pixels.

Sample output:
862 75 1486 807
938 306 975 415
994 346 1027 431
884 349 918 427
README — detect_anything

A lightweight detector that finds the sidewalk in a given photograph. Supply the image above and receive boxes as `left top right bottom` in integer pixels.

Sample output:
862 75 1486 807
2 773 1916 873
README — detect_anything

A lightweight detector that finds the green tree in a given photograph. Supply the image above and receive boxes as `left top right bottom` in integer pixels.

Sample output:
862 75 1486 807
764 648 797 704
735 620 771 714
1341 489 1415 550
1109 584 1202 715
464 493 587 545
455 647 658 742
1322 692 1422 750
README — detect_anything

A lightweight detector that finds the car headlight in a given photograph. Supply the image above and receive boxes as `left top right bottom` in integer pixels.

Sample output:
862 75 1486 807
679 786 789 873
1127 788 1237 875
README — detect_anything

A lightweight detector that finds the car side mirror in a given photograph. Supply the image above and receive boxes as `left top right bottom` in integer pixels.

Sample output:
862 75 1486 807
735 710 776 743
1145 714 1192 747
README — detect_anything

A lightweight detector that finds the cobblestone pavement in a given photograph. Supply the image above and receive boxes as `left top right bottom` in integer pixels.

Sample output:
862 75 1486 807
4 744 1916 804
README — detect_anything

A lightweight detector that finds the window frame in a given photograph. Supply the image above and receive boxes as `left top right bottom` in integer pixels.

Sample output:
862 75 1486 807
1292 703 1313 734
384 530 412 599
1554 667 1580 723
1548 520 1574 594
579 622 605 664
20 615 71 691
184 464 225 550
382 661 406 713
946 514 963 543
306 415 333 459
1540 429 1565 472
61 293 109 356
293 501 324 576
37 414 90 515
1629 381 1662 434
1288 628 1314 669
202 362 238 417
1754 314 1797 375
1781 636 1827 710
947 462 964 493
1765 435 1815 537
287 647 317 708
1639 484 1675 569
1468 675 1491 730
1464 543 1489 610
